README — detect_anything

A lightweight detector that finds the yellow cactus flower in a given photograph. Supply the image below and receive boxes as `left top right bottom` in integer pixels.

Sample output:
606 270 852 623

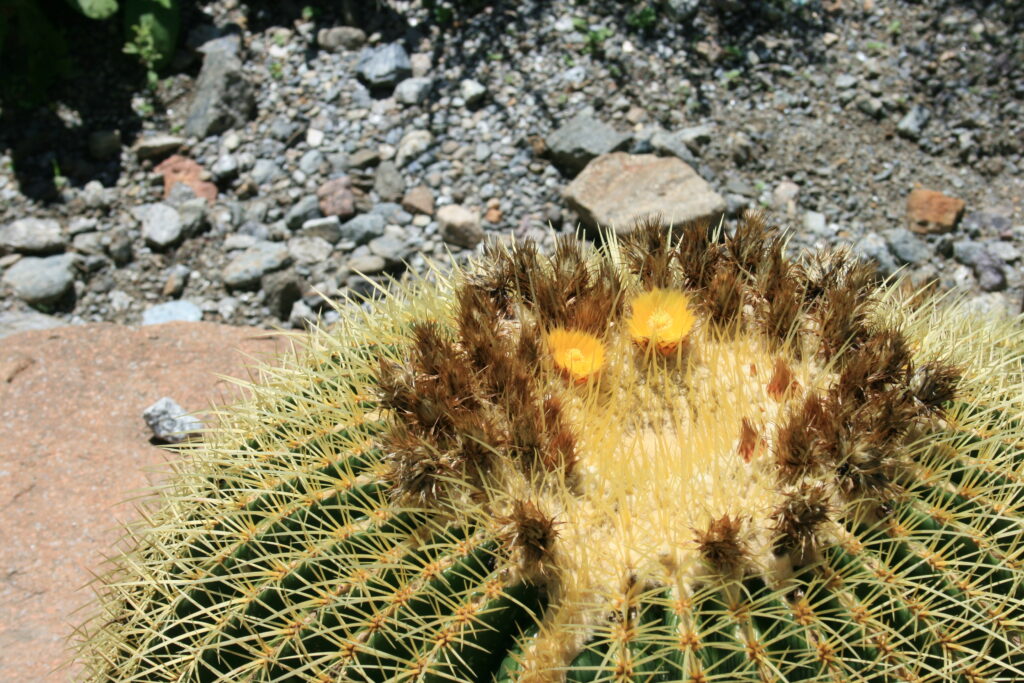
547 327 606 383
628 287 696 354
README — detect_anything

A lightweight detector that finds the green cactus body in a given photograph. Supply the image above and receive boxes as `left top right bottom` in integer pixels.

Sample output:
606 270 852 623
79 213 1024 681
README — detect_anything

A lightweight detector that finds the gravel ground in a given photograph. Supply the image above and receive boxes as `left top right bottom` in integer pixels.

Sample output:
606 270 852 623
0 0 1021 330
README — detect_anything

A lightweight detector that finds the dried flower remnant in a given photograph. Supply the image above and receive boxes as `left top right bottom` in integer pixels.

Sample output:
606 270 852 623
547 327 606 383
628 288 696 355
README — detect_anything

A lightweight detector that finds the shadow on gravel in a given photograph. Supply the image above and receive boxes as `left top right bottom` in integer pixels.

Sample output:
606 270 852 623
0 0 149 204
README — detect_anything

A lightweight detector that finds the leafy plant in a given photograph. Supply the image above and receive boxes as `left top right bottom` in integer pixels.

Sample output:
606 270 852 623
0 0 180 106
626 5 658 30
78 213 1024 681
123 20 162 88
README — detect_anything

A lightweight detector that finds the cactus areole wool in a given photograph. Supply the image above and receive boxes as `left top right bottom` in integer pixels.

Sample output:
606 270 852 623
80 213 1024 682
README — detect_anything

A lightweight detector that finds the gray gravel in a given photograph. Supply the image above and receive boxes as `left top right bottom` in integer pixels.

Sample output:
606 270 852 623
1 0 1021 329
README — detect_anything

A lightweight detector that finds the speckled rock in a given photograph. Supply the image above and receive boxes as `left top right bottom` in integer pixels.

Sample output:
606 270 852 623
562 153 726 234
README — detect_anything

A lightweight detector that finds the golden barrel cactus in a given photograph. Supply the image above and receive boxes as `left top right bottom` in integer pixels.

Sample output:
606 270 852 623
78 213 1024 681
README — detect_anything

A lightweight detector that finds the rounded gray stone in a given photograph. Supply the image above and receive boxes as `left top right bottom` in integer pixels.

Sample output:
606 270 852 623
0 218 65 254
1 254 76 305
222 241 292 289
134 203 184 250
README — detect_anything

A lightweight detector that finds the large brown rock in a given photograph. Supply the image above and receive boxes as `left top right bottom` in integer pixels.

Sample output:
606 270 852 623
906 188 965 234
563 153 726 234
0 322 292 681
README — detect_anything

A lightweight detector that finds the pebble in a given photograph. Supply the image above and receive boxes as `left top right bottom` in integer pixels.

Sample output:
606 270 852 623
545 111 631 175
162 264 191 297
394 77 433 105
285 195 322 230
459 79 487 106
907 188 965 234
348 254 388 274
133 134 185 160
287 235 334 264
1 254 77 306
374 161 405 201
356 42 412 88
396 130 433 168
134 203 184 250
897 105 931 140
222 241 291 289
141 300 203 325
262 270 305 320
317 26 366 52
142 397 203 443
402 186 435 215
341 213 386 245
802 211 826 235
834 74 858 89
0 218 65 254
437 204 484 248
300 216 343 243
853 233 898 278
883 227 933 265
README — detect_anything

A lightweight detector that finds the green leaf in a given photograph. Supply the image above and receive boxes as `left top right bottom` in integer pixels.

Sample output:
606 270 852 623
63 0 119 20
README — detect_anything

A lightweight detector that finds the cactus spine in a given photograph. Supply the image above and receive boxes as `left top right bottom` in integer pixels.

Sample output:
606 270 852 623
79 212 1024 681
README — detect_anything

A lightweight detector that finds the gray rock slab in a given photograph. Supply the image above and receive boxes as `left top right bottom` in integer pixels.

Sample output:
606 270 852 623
1 254 77 306
0 218 65 254
340 214 386 246
356 42 411 88
562 153 726 235
222 241 291 289
546 112 631 175
141 300 203 326
184 50 255 138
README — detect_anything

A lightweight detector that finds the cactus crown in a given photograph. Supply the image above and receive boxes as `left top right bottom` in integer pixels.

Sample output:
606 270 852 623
79 212 1024 682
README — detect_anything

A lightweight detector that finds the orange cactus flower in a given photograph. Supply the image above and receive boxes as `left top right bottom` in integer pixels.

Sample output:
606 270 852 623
628 288 696 355
547 328 606 383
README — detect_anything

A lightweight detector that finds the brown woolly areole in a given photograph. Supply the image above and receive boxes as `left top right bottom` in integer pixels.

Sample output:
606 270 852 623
371 212 965 679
